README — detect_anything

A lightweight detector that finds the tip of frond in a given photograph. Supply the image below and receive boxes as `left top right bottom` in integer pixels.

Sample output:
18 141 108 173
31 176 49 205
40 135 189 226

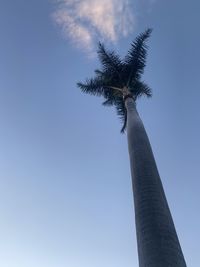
136 28 153 45
144 85 153 98
102 99 114 106
97 42 105 53
120 126 126 134
77 81 89 91
145 28 153 36
98 41 103 47
143 85 152 98
139 28 153 41
77 82 83 88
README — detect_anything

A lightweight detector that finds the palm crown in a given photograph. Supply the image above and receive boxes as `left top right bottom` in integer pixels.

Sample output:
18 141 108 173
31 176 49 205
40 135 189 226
77 29 152 132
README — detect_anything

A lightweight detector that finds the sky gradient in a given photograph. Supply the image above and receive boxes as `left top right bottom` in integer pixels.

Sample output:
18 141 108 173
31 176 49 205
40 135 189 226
0 1 199 267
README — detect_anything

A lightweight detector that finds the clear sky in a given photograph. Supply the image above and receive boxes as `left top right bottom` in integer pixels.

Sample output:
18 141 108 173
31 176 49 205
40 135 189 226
0 1 199 266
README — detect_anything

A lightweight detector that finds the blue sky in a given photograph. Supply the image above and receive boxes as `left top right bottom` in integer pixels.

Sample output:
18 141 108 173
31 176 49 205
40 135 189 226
0 0 199 266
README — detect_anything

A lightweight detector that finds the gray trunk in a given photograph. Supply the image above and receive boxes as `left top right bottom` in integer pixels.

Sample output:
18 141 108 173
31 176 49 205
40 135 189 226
125 97 187 267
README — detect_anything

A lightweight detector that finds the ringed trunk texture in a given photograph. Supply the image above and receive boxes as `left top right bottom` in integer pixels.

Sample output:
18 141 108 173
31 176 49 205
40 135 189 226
125 98 186 267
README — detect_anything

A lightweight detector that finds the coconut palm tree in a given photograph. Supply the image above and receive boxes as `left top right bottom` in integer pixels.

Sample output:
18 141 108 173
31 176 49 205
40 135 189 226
77 29 187 267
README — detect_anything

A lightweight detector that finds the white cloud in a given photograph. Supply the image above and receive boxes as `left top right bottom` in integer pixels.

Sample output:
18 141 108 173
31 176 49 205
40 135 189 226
53 0 135 53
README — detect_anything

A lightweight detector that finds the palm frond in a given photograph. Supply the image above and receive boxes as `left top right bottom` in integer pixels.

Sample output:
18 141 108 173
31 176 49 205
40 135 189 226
114 97 128 132
129 80 152 99
138 82 152 97
77 78 105 96
124 28 152 86
120 108 127 133
98 43 125 87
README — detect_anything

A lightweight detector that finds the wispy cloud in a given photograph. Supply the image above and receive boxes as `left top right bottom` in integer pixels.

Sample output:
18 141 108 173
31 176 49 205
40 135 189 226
53 0 135 53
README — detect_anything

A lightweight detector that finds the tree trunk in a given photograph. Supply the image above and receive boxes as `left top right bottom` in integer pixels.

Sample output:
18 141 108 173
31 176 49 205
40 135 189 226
125 97 187 267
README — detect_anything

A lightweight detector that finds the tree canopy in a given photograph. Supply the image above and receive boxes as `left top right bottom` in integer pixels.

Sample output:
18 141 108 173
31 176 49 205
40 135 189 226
77 29 152 132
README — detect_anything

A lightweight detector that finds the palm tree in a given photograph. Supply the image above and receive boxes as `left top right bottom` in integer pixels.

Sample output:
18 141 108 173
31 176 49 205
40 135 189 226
77 29 187 267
